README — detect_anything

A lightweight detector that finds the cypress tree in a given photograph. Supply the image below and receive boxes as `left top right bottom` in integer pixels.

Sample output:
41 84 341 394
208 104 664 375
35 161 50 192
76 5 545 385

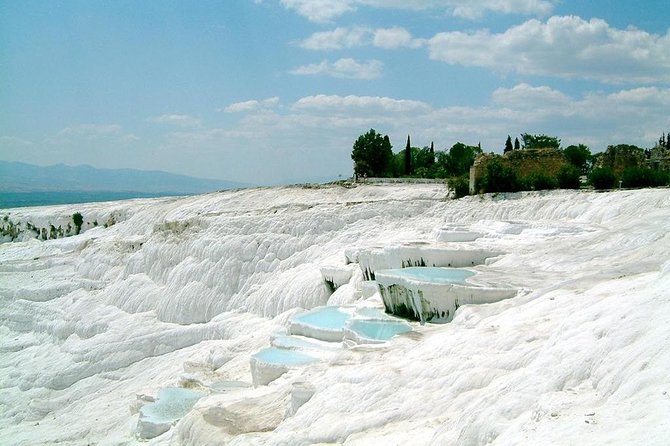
504 135 513 153
514 137 520 150
405 135 412 175
429 141 435 166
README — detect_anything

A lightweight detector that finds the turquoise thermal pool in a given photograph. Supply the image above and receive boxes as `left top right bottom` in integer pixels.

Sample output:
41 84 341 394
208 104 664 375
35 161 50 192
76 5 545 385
381 267 475 284
139 387 204 425
292 306 351 330
252 347 317 366
347 319 411 341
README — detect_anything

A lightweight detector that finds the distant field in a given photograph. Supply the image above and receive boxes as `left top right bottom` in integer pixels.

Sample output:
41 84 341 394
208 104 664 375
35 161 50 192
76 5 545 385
0 191 189 209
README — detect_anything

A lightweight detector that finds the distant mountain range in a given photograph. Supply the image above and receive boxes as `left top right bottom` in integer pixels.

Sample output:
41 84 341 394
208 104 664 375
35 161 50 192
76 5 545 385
0 161 249 194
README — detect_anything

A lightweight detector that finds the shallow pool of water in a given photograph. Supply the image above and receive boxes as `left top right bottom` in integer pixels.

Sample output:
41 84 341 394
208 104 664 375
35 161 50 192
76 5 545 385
348 319 412 341
381 267 475 284
293 306 351 330
252 347 316 365
272 335 330 350
140 388 204 424
355 307 390 319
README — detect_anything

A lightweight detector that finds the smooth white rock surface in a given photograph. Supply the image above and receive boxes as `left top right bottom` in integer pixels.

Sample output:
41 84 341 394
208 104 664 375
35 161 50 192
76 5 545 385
0 184 669 445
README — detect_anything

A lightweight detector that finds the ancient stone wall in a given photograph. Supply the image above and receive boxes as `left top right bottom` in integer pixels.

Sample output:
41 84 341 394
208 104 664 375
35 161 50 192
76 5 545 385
647 146 670 171
469 148 567 194
594 145 645 176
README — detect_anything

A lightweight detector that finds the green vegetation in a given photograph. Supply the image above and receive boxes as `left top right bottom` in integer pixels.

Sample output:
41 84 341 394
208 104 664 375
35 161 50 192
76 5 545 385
348 130 669 196
482 158 521 193
448 175 470 199
444 143 482 177
563 144 591 173
589 167 617 190
557 165 581 189
404 135 412 176
521 133 561 150
525 171 559 191
504 135 513 154
72 212 83 235
621 166 669 188
351 129 393 177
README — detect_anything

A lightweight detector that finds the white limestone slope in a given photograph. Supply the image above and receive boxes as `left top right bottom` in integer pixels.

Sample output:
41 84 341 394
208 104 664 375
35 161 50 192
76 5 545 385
0 184 668 445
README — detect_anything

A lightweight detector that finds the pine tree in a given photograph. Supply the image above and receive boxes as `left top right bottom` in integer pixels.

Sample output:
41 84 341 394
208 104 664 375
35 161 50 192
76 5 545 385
504 135 513 153
514 137 520 150
405 135 412 176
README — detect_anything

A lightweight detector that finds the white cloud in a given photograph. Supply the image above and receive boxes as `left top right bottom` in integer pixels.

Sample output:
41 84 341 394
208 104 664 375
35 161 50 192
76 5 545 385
428 16 670 83
299 27 371 50
279 0 556 22
491 83 571 109
149 114 201 126
300 26 422 50
252 86 670 153
293 95 431 114
290 58 383 79
222 97 280 113
223 100 261 113
280 0 355 23
373 27 423 49
441 0 554 19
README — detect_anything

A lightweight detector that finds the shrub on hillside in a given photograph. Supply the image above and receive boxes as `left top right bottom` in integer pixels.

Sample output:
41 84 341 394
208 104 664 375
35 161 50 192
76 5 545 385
557 165 581 189
589 167 617 190
621 167 669 188
449 174 470 198
482 159 521 193
72 212 83 235
524 171 558 191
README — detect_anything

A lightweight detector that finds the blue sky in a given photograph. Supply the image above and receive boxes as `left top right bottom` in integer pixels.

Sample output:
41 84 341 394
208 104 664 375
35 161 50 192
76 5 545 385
1 1 669 184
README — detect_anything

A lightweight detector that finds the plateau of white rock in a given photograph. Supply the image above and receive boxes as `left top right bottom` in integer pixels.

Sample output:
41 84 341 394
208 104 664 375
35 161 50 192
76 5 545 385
1 183 669 445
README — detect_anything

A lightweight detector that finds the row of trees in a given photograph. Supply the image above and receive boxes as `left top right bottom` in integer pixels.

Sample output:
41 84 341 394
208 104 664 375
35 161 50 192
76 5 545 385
504 133 561 153
351 129 481 179
351 129 670 196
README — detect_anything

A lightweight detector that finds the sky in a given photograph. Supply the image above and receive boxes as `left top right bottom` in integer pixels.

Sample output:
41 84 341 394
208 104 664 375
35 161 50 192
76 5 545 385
1 1 669 185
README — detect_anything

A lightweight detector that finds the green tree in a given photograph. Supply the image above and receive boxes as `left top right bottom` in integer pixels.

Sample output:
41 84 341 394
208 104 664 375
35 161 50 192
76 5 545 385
432 151 450 178
589 167 617 190
514 137 520 150
404 135 412 176
504 135 513 153
72 212 84 235
524 171 558 191
413 147 435 172
557 165 581 189
563 144 591 173
443 142 482 177
521 133 561 150
351 129 393 177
